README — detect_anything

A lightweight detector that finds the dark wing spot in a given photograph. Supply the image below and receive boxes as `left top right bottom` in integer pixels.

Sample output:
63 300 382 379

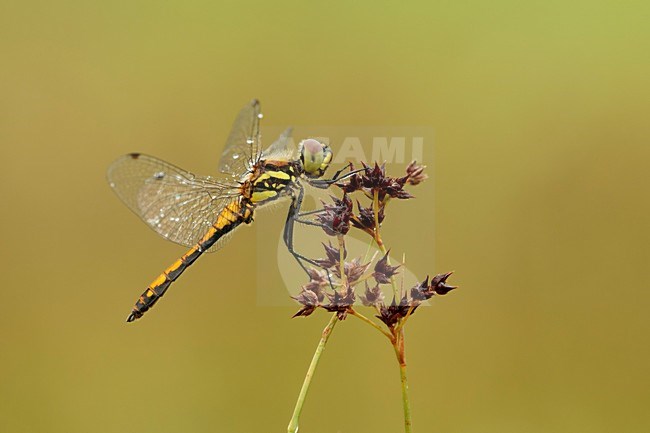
129 153 141 159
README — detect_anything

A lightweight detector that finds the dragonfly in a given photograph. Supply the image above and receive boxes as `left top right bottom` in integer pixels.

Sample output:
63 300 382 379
108 100 355 322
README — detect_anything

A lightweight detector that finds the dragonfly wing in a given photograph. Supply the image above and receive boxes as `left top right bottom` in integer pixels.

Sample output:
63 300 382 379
218 99 262 178
261 127 297 161
108 153 242 252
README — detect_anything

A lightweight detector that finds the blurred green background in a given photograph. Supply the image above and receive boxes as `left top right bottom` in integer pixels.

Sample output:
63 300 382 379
1 1 649 432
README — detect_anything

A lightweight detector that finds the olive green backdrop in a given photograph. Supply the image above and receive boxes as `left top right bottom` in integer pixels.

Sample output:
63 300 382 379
1 1 648 432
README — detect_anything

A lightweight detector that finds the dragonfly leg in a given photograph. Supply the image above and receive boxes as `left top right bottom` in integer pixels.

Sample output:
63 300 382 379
307 163 365 189
326 163 353 182
284 185 321 272
283 184 337 292
296 207 327 218
292 218 324 228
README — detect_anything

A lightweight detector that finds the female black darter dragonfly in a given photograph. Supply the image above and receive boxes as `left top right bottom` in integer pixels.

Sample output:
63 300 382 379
107 100 355 322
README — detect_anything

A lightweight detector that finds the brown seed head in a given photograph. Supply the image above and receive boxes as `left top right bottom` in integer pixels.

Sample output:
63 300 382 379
405 161 428 186
373 251 401 284
316 194 353 236
360 282 385 307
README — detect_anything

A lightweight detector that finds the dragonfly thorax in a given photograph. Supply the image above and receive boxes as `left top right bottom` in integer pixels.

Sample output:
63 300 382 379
248 161 300 204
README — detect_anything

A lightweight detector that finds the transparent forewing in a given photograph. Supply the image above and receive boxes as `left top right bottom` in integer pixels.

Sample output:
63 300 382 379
219 99 262 178
261 127 297 161
108 153 242 252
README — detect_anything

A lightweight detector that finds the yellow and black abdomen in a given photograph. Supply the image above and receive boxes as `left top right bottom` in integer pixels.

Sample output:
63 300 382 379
127 198 253 322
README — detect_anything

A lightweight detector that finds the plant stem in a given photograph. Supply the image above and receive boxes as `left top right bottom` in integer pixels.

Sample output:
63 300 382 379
372 191 399 299
394 328 412 433
287 314 338 433
349 308 394 341
337 234 347 289
395 306 415 332
373 189 380 235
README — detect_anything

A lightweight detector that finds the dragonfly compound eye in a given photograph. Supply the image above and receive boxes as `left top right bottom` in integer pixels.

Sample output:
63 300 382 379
300 138 332 178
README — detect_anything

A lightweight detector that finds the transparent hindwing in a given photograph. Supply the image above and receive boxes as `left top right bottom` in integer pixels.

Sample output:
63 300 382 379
108 153 243 252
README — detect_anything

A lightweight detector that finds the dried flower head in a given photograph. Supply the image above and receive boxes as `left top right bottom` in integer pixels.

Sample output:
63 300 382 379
323 285 356 319
314 242 347 269
292 287 320 318
404 161 428 186
351 200 385 232
331 257 371 284
377 296 411 328
315 194 353 236
360 282 385 307
302 268 328 301
336 166 363 193
337 162 414 202
372 251 401 284
410 272 457 302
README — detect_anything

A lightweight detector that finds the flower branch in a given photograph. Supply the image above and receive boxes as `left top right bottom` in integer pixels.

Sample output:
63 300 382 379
289 161 456 433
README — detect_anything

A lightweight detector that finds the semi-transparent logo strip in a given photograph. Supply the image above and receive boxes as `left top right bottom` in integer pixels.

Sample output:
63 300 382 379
254 126 434 307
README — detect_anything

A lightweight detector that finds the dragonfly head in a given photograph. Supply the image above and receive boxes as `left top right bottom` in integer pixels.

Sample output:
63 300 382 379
299 138 333 178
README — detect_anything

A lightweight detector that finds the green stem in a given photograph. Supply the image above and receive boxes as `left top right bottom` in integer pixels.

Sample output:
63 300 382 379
372 191 399 299
287 314 338 433
380 244 400 300
349 308 394 341
394 329 412 433
337 234 347 289
399 362 412 433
